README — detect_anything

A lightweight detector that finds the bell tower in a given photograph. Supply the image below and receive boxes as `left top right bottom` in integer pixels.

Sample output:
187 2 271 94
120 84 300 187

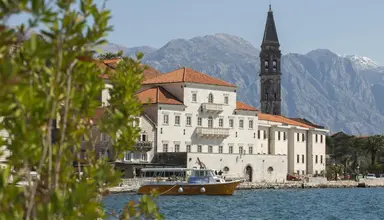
259 5 282 115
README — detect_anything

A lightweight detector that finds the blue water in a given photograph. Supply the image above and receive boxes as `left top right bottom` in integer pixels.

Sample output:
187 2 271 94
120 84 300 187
102 188 384 220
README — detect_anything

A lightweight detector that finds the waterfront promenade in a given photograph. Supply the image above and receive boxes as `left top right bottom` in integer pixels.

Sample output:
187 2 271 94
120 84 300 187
107 178 384 193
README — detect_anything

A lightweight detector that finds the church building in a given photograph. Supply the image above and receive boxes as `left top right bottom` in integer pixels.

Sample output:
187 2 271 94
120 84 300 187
93 5 329 182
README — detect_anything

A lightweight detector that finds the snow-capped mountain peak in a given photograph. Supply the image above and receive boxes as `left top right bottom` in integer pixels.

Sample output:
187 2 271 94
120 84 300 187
343 55 378 70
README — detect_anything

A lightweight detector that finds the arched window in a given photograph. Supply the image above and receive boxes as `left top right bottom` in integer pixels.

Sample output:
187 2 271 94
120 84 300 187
208 93 214 103
272 60 277 71
264 60 269 70
208 116 213 128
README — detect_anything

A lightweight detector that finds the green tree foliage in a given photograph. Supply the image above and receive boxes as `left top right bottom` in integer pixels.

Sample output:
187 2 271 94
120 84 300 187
0 0 162 219
97 51 123 60
363 135 384 166
326 164 344 180
327 133 384 175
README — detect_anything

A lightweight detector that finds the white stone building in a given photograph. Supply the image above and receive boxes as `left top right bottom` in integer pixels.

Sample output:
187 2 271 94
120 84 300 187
123 66 329 182
93 6 329 182
0 117 10 166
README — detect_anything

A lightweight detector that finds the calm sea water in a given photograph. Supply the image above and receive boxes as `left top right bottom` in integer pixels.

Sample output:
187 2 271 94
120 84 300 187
102 188 384 220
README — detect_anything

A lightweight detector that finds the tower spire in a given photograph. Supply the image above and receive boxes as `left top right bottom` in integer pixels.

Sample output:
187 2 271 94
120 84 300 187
269 0 272 11
259 5 282 115
262 3 279 45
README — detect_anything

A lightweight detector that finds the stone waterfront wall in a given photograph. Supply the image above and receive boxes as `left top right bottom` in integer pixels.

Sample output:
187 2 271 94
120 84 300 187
107 178 384 194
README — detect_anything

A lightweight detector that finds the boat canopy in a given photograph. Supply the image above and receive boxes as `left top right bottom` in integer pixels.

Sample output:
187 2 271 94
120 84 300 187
140 168 191 172
140 168 216 172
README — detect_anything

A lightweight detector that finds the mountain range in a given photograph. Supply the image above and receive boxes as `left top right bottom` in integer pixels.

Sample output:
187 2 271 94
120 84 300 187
99 33 384 135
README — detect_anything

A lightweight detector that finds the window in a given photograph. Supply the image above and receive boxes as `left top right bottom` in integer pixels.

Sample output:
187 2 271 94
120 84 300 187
320 135 323 143
272 60 277 71
183 129 185 135
235 132 237 137
219 146 223 153
302 155 305 163
160 128 163 134
249 146 253 154
229 146 233 154
264 60 269 69
141 153 147 161
229 119 234 128
263 130 267 139
315 134 318 142
197 145 202 152
141 134 147 141
198 117 202 126
302 133 305 142
249 120 253 129
163 144 168 152
208 116 213 128
321 155 323 164
302 170 305 175
239 119 244 129
315 155 318 164
297 133 300 142
175 116 180 125
192 93 197 102
224 96 229 104
254 133 256 138
297 154 300 163
186 145 191 152
175 144 180 152
125 152 131 161
163 115 169 125
283 132 286 140
186 116 191 126
208 93 214 103
297 170 300 175
239 146 243 154
278 131 281 140
100 133 106 142
258 130 261 139
208 146 213 153
219 118 223 127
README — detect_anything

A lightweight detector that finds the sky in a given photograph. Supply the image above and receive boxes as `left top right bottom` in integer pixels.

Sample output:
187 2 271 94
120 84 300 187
8 0 384 64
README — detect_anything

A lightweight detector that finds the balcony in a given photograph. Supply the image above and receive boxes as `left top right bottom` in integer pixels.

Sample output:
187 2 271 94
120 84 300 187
201 103 223 113
134 141 153 151
196 127 230 138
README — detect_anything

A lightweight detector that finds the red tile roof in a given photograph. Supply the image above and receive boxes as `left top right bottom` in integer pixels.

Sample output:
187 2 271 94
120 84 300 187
98 58 162 81
289 118 325 129
142 67 236 87
258 113 314 128
136 86 183 105
93 107 106 121
103 58 121 64
236 101 258 111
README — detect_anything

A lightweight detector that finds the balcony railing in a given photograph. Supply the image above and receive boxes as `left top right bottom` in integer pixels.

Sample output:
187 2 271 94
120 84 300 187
196 127 230 138
201 103 223 112
134 141 153 151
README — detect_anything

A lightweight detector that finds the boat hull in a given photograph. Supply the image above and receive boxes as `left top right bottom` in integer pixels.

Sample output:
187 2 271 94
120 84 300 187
138 181 241 195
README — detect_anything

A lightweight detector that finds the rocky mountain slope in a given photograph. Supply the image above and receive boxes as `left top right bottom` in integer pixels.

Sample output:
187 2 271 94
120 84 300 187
100 34 384 135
